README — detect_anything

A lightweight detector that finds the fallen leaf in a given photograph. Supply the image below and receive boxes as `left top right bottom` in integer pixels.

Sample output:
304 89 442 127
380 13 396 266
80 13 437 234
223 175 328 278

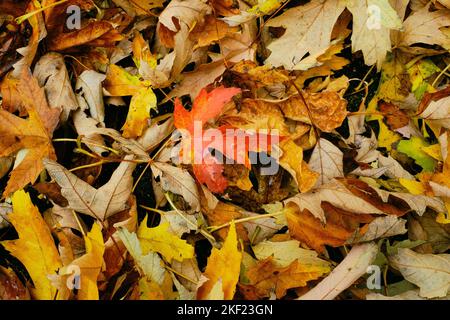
389 248 450 298
0 70 60 197
197 221 242 300
43 156 136 221
298 242 378 300
66 223 105 300
245 257 329 299
137 216 195 263
1 190 62 300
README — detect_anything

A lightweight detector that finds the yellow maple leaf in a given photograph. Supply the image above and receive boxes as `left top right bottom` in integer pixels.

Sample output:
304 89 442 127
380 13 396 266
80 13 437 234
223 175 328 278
104 65 156 138
122 88 157 139
197 221 242 300
1 190 62 300
137 216 194 263
69 223 105 300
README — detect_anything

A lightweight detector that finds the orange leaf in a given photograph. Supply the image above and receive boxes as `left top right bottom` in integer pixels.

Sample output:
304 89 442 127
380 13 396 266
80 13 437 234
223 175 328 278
245 257 329 299
174 86 241 133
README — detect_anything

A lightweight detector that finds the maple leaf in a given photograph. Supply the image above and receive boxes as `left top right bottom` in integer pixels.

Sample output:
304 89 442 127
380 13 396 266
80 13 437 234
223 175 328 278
1 190 62 300
66 223 105 300
174 86 241 133
43 156 136 221
174 86 241 192
346 0 402 69
398 5 450 49
299 243 378 300
389 248 450 298
245 257 329 299
264 0 346 69
34 52 79 122
197 221 242 299
137 216 195 263
0 70 60 198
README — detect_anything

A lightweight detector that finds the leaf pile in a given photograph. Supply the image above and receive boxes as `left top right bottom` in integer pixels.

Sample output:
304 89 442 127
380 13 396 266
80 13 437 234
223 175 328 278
1 0 450 300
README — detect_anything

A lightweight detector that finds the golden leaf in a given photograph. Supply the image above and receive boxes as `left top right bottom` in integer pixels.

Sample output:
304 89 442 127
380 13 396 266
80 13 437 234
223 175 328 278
1 190 62 300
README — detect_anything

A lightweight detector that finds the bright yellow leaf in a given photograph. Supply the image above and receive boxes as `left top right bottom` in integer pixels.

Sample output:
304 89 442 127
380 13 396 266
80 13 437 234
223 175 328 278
197 221 242 300
137 216 195 263
69 223 105 300
104 64 151 96
122 88 157 139
399 178 426 195
1 190 62 300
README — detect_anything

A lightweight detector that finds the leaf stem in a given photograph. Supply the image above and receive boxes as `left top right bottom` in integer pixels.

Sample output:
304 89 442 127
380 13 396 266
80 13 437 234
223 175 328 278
208 211 284 233
15 0 69 24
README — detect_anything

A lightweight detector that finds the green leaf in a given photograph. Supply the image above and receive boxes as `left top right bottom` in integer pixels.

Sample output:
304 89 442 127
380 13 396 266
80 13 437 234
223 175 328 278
397 137 437 172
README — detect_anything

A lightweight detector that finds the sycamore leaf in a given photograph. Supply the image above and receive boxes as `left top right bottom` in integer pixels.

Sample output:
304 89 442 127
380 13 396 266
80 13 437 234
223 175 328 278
285 202 375 253
397 136 437 172
346 215 407 244
12 1 47 77
0 70 60 198
1 190 62 300
47 21 116 52
158 0 211 32
264 0 346 69
278 92 348 132
190 15 239 48
43 156 136 221
33 52 78 122
197 221 242 300
137 216 195 263
122 88 157 139
66 223 105 300
298 242 378 300
418 94 450 130
389 248 450 298
0 266 30 300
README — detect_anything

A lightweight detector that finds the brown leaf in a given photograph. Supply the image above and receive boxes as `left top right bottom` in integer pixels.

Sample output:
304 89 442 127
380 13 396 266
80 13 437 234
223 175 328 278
278 92 348 132
189 15 239 48
47 21 115 51
0 70 60 197
0 266 30 300
245 257 329 299
379 100 410 130
285 202 375 253
34 182 69 207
